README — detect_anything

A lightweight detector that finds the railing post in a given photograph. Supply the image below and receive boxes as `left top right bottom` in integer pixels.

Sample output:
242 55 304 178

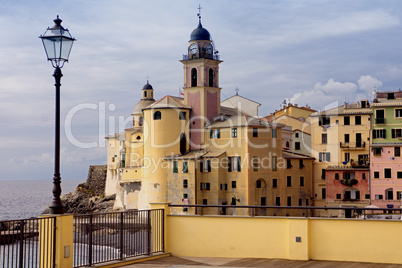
18 220 24 268
120 212 124 260
88 215 93 266
147 210 151 255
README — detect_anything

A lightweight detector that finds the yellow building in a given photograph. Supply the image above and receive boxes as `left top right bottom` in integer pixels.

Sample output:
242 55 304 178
105 17 317 216
310 101 371 212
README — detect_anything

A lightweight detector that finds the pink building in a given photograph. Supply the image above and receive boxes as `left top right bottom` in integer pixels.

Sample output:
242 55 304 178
326 167 369 216
370 145 402 209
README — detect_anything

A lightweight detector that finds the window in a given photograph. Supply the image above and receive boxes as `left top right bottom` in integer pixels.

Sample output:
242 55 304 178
299 159 305 169
322 188 326 199
273 179 278 188
220 184 228 190
182 162 188 173
275 197 281 206
319 116 330 126
319 152 330 162
388 93 395 100
253 128 258 137
298 198 302 206
272 128 277 138
395 147 401 157
392 129 402 139
300 176 304 186
397 171 402 179
286 159 292 169
232 156 241 172
209 68 214 87
344 191 351 200
344 134 350 143
375 109 385 124
397 192 402 200
173 161 178 173
372 147 382 156
179 111 186 120
256 180 262 188
287 196 292 206
336 194 341 199
200 182 210 191
322 134 327 144
231 198 236 205
272 156 277 171
384 168 392 179
200 160 211 172
362 173 366 180
180 133 186 155
335 173 339 180
355 116 361 125
287 176 292 187
295 133 299 138
203 199 208 205
295 142 301 150
344 116 350 125
375 195 383 200
231 128 237 138
261 197 266 206
153 111 162 120
231 181 237 189
191 68 197 87
365 194 370 199
210 129 220 139
321 169 326 180
374 171 380 179
183 179 188 188
252 156 259 171
344 153 350 162
396 109 402 118
306 199 309 206
373 129 386 139
386 188 394 200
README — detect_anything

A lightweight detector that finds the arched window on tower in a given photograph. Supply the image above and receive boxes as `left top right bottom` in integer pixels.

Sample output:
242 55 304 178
209 68 214 87
180 133 186 155
144 91 147 98
191 68 197 87
153 111 161 120
139 116 143 126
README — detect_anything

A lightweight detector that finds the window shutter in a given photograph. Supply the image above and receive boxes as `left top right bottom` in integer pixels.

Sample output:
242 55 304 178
237 157 241 172
356 191 360 200
392 129 396 138
319 152 322 162
327 152 331 162
210 130 213 139
228 157 232 172
217 130 220 139
372 130 377 139
200 161 203 172
384 130 386 139
207 160 211 172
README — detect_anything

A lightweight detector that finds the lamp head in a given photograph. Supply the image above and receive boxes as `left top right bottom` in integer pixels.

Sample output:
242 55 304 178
40 16 76 68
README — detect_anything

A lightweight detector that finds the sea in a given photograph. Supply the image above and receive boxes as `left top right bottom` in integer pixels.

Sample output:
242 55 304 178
0 180 82 221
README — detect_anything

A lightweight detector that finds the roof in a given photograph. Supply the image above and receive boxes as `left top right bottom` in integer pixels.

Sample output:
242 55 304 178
371 101 402 107
282 151 314 159
144 95 191 110
221 94 261 106
133 99 156 114
190 21 211 41
202 150 226 158
310 105 372 117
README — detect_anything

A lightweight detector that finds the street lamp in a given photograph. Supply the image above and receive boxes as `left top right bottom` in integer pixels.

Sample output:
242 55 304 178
40 16 76 214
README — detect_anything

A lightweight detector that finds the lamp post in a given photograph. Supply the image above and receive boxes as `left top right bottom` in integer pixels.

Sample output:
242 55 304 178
40 16 76 214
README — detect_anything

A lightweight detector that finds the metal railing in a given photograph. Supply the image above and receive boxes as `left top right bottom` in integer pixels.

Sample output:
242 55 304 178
0 217 56 268
73 209 164 267
169 204 402 219
339 142 366 149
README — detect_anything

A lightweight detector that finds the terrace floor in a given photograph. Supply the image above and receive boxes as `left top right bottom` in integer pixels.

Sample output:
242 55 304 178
122 256 402 268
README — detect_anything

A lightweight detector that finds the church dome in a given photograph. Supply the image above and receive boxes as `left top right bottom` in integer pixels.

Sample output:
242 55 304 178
133 99 155 115
190 21 211 41
143 81 153 90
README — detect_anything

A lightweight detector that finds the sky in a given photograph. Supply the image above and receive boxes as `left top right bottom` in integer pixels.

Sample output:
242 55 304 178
1 0 402 182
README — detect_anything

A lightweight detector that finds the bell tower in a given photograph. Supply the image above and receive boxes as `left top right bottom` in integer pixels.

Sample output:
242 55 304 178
180 12 222 149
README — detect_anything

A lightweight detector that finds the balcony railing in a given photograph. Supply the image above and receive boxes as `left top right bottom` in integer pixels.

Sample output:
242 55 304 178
339 142 366 149
375 118 386 124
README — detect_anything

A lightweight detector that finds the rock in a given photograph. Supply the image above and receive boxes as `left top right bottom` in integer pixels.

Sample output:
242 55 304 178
42 165 118 215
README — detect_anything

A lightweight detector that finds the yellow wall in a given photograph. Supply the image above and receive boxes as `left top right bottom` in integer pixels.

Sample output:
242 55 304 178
165 215 402 264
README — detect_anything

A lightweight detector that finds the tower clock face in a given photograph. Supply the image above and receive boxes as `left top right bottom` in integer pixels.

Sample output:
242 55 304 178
189 43 198 54
206 43 213 54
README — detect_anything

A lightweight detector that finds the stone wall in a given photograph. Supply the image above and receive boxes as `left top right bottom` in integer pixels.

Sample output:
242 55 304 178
86 165 107 196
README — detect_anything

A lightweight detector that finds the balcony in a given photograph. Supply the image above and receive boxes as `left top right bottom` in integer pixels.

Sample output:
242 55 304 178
375 118 386 124
339 142 366 150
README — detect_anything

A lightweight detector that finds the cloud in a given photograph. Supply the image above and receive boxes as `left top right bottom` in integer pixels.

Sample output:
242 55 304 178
357 75 382 92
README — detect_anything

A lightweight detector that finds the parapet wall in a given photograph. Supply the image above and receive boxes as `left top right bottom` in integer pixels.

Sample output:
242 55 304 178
164 213 402 264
